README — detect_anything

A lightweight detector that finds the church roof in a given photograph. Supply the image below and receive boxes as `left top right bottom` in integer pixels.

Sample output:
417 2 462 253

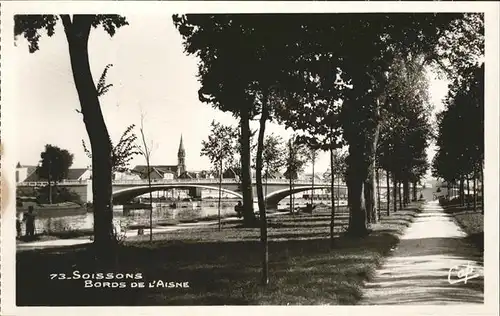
132 165 178 179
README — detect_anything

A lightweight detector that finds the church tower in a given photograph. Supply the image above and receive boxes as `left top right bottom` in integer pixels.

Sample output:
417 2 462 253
177 135 186 176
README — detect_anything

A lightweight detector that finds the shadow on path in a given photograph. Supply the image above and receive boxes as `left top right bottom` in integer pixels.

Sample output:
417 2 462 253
359 200 484 305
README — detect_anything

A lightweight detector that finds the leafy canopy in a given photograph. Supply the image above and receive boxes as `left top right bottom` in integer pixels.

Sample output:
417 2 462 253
37 144 74 182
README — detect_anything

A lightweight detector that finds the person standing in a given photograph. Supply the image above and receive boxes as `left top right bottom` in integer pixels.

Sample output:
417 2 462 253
234 201 243 218
16 212 22 238
24 206 36 238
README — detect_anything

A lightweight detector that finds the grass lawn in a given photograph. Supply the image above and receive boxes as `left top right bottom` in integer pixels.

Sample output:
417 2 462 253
442 204 484 255
16 203 421 306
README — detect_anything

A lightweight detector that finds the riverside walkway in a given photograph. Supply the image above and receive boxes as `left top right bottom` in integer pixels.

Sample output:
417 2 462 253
16 211 290 251
360 200 484 305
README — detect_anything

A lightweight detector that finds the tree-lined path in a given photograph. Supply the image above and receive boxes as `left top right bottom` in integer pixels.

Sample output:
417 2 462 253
360 200 484 305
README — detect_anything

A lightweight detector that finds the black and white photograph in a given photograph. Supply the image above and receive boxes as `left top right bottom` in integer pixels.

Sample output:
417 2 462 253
0 1 499 314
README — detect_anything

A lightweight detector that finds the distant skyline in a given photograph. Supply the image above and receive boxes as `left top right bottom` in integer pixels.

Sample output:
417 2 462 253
14 14 449 176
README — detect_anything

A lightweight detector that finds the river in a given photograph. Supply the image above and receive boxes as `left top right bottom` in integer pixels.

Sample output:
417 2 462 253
18 198 334 236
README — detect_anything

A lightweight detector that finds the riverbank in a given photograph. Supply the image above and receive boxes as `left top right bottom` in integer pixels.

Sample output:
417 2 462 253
17 202 422 305
16 210 243 247
16 201 343 245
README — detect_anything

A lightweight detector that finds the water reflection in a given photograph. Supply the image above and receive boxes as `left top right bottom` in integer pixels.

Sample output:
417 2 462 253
19 198 334 235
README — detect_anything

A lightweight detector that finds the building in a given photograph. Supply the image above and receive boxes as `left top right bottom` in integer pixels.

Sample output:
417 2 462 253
132 135 188 179
16 162 92 183
15 163 37 183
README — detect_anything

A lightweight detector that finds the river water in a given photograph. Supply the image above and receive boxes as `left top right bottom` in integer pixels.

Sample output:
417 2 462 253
19 198 331 235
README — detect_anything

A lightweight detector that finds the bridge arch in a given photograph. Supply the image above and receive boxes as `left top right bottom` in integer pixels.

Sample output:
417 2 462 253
113 184 243 205
265 185 331 209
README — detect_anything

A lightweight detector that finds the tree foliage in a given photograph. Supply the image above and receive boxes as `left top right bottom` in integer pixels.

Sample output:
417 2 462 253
323 149 348 182
14 15 128 53
433 64 484 185
37 144 74 182
284 136 309 181
260 134 286 178
201 121 238 176
83 124 140 175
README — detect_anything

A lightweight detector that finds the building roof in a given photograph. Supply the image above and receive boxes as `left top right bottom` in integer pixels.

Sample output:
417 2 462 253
179 171 197 179
23 167 89 182
266 170 285 179
133 165 178 179
66 168 90 180
305 173 324 181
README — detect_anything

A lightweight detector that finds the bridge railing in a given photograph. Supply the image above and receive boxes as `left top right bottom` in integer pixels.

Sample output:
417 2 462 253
111 179 333 185
18 180 87 186
18 178 335 186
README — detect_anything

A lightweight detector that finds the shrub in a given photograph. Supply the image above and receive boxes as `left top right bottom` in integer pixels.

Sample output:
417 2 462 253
36 185 84 205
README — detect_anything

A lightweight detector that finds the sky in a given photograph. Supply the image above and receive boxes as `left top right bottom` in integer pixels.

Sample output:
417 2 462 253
14 14 449 176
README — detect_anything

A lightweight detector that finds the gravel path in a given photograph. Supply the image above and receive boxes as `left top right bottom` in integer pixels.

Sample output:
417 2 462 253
360 200 484 305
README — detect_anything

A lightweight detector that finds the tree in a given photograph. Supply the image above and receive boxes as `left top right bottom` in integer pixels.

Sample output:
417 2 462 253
15 14 128 260
173 15 259 227
174 15 308 286
257 13 471 236
36 144 74 204
305 147 319 205
377 54 433 212
83 124 140 177
323 148 347 244
82 64 140 178
433 64 484 211
261 134 286 200
201 121 238 231
284 136 310 214
234 126 258 192
136 114 155 242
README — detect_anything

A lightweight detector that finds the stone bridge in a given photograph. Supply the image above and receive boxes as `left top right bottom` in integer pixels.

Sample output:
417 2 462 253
17 178 343 209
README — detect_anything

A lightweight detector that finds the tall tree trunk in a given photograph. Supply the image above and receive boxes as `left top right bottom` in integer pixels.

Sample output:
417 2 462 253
288 139 294 215
403 180 409 206
412 180 418 202
337 175 341 208
473 170 477 211
393 173 398 212
289 176 293 214
239 110 256 226
398 181 403 210
265 167 268 208
256 95 269 286
218 157 223 231
330 147 336 247
147 169 153 242
446 181 452 200
466 176 470 209
48 161 52 204
346 147 368 237
386 170 390 216
364 174 374 224
480 165 484 214
62 15 114 260
364 103 380 224
311 154 315 206
139 117 154 242
376 168 381 220
459 177 465 206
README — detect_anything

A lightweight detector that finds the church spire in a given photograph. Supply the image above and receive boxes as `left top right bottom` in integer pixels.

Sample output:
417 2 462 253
178 134 185 156
177 134 186 176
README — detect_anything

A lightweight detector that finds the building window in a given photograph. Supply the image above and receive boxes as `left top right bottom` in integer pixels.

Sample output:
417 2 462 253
16 171 19 183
